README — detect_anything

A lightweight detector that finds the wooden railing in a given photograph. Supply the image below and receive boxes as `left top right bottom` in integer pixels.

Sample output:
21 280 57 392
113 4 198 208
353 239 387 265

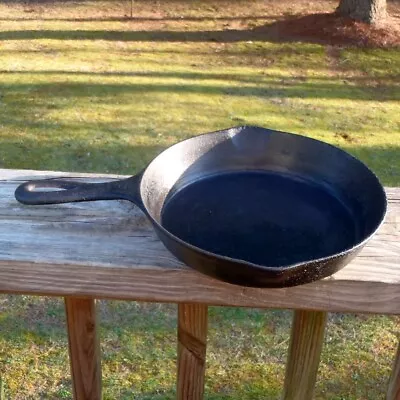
0 169 399 400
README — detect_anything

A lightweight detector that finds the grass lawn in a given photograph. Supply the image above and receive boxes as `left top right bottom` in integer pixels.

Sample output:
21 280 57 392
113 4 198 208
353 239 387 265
0 0 399 398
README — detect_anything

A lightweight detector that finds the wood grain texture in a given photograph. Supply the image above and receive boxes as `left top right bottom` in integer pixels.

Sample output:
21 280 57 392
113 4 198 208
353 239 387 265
65 297 102 400
177 303 208 400
283 310 328 400
387 341 400 400
0 169 399 314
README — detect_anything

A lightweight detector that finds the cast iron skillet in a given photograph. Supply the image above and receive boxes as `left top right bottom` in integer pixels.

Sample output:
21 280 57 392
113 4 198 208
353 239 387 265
15 126 387 288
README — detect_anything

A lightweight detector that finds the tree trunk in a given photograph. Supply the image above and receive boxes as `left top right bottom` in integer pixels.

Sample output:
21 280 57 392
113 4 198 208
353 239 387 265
336 0 386 24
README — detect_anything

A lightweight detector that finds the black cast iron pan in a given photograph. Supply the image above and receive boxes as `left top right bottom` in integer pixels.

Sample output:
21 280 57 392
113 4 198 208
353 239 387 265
15 126 387 288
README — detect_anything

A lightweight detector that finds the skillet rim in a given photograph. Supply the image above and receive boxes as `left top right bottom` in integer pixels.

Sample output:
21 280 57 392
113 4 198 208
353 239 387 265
139 125 388 276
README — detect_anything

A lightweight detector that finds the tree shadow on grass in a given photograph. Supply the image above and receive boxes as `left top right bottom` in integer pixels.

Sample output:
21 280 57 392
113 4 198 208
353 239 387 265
0 134 167 176
0 78 398 104
0 76 398 182
0 27 285 43
0 14 397 49
0 44 326 67
1 69 399 83
0 15 281 22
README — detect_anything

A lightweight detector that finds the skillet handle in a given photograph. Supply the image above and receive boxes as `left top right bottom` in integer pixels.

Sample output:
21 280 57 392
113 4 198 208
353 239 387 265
14 174 144 209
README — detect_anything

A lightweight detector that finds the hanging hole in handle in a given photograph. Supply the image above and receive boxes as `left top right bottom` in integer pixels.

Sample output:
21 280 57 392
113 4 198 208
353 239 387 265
15 179 94 205
25 180 83 192
27 184 68 193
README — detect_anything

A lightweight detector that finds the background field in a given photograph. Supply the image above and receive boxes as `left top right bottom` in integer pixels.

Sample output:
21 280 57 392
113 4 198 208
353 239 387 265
0 0 399 398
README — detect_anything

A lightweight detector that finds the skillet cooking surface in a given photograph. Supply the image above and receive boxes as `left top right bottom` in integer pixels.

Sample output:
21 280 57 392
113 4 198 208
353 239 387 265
161 170 359 267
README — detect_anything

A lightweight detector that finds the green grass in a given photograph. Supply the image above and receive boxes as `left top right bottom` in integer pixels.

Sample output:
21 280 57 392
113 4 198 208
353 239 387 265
0 2 399 183
0 0 399 398
0 298 398 399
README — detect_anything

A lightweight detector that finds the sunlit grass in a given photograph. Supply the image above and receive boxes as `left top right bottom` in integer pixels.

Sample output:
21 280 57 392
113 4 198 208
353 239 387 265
0 297 398 399
0 29 398 181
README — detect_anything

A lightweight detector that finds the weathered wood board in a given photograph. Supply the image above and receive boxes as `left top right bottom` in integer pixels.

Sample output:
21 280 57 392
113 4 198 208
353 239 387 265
0 169 398 314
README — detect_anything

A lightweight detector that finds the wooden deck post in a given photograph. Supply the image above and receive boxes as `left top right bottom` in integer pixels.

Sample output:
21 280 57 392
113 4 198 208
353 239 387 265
65 297 102 400
177 303 208 400
387 341 400 400
282 310 328 400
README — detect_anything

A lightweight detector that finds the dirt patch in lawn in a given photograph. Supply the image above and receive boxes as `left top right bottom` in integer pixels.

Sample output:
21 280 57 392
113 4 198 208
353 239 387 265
2 0 399 48
257 12 400 48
